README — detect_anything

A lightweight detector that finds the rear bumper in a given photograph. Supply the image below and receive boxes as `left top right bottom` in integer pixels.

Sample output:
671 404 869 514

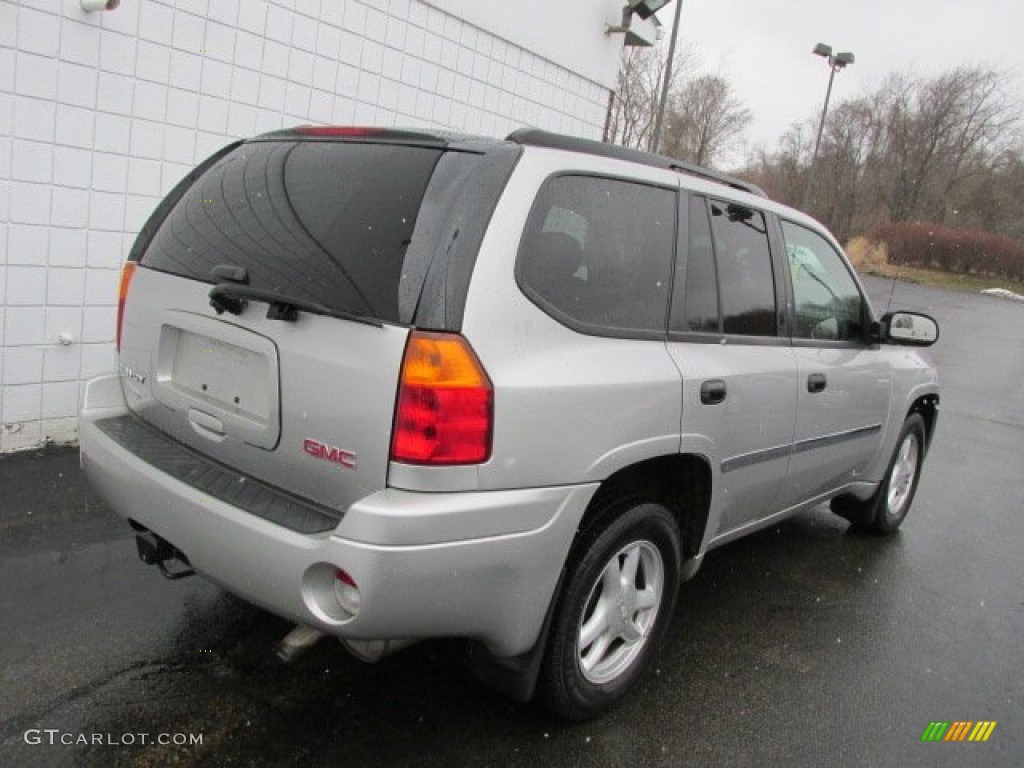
80 375 595 656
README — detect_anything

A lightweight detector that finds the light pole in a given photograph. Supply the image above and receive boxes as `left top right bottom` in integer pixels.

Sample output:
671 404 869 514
802 43 854 209
650 0 684 153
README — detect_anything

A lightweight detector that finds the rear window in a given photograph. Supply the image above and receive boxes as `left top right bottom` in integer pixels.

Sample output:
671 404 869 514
140 140 444 324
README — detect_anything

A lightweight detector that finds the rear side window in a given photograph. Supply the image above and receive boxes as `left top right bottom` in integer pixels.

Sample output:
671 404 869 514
517 175 676 336
140 141 443 324
671 194 720 334
708 200 777 337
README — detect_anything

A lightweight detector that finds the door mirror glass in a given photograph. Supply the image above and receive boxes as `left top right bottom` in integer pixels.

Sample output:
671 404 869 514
883 311 939 346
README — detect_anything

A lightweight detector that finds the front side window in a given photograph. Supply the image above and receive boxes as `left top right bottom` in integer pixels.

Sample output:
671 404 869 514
518 175 676 336
782 220 865 342
709 200 777 337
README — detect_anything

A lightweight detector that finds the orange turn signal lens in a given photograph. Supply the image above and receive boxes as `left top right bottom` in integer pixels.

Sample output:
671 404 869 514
115 261 137 352
391 332 493 465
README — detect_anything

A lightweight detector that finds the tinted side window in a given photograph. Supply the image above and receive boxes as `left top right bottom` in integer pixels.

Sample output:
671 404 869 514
141 141 443 323
782 220 865 341
518 175 675 335
671 195 720 333
709 200 776 337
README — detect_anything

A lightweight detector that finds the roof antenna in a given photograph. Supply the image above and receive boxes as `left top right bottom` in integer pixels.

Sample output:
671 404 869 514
883 276 898 316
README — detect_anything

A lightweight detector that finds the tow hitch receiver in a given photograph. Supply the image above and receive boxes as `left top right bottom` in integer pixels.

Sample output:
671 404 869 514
134 528 195 580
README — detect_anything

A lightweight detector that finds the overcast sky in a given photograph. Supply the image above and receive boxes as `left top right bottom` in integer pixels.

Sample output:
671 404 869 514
660 0 1024 162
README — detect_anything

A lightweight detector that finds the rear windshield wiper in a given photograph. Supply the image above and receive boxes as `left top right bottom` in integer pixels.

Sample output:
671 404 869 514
209 283 383 327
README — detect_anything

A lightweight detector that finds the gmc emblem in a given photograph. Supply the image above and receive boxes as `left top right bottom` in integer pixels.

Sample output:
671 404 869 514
303 438 357 470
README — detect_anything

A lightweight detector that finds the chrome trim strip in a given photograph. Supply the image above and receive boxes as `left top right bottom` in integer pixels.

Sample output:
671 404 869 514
720 443 792 474
720 424 883 474
792 423 883 455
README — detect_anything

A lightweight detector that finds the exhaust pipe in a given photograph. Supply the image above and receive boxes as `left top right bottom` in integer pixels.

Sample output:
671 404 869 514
276 626 416 664
340 638 416 663
275 625 324 664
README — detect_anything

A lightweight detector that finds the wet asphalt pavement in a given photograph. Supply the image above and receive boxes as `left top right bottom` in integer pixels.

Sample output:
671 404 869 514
1 276 1021 768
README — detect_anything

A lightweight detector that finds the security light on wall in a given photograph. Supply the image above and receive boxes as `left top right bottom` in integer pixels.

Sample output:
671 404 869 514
80 0 120 11
628 0 671 21
607 0 673 46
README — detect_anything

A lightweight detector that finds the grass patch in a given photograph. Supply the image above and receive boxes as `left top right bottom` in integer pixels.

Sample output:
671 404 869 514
855 262 1024 294
846 235 1024 295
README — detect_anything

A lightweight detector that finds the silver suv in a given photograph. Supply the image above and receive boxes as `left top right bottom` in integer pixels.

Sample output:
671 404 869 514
80 127 939 719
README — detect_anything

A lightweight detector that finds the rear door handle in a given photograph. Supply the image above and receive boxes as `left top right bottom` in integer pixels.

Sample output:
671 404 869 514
700 379 727 405
807 373 827 393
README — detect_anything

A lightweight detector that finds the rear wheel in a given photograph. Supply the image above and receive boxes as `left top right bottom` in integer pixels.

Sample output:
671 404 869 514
832 413 927 533
539 501 680 720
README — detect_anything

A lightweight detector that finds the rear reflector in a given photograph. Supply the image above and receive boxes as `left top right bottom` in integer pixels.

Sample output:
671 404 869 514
391 332 493 465
333 568 361 617
115 261 137 352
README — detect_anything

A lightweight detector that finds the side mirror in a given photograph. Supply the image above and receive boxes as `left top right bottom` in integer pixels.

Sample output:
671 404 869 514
878 311 939 347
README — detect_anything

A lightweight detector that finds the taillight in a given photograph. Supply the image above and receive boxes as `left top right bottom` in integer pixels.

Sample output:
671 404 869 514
391 331 493 465
115 261 137 352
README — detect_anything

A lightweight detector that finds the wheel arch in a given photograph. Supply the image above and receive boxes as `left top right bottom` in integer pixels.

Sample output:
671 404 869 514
908 393 939 452
578 453 713 564
465 452 713 704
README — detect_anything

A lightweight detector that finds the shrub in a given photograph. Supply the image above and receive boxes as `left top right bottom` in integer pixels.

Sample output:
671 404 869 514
845 236 889 270
862 222 1024 282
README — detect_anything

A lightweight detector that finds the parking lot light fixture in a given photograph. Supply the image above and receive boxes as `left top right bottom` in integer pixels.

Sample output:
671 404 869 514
803 42 855 208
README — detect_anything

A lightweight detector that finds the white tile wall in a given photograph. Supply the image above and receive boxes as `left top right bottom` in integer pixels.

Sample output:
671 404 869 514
1 0 612 452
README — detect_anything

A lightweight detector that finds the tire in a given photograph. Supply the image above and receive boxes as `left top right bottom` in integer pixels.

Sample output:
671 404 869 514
538 501 681 720
832 413 927 534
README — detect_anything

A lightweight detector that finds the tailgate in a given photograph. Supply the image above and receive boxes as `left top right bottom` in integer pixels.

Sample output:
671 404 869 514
120 268 409 513
114 138 455 514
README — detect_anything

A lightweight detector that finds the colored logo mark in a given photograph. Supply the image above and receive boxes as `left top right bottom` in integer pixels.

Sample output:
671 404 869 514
921 721 997 742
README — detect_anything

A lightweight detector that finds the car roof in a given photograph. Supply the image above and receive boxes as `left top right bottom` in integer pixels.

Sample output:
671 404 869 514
506 128 768 198
251 126 766 199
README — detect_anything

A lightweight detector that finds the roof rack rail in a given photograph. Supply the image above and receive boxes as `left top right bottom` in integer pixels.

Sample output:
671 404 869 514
506 128 767 198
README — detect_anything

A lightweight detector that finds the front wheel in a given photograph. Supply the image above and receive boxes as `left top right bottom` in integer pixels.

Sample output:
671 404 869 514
832 413 927 533
538 502 681 720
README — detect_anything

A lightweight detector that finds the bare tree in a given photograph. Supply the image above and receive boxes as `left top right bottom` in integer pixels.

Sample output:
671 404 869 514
605 45 691 151
745 65 1021 243
871 67 1014 223
660 74 752 168
746 123 812 204
810 98 883 240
